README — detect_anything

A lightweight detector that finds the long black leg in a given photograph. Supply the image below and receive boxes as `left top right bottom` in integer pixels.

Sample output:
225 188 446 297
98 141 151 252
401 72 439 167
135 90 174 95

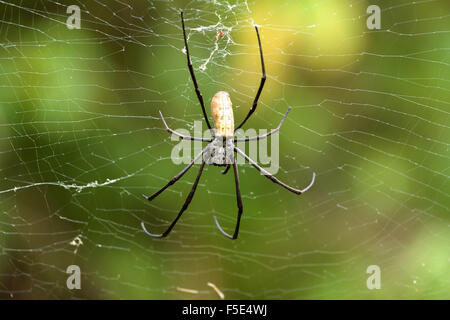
180 11 213 133
235 107 291 142
235 26 266 131
143 146 208 201
214 158 243 239
159 111 212 142
221 165 231 175
234 147 315 194
142 161 206 238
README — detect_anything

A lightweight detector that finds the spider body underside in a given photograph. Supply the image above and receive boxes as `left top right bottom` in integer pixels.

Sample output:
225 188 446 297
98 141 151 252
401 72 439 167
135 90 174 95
141 11 315 240
204 137 235 166
205 91 235 166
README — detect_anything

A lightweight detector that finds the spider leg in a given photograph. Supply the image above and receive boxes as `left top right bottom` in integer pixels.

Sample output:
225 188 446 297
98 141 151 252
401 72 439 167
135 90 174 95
235 26 266 131
159 111 212 142
221 165 231 175
235 107 291 142
234 147 315 194
143 146 208 201
142 160 206 238
214 158 243 239
180 11 214 135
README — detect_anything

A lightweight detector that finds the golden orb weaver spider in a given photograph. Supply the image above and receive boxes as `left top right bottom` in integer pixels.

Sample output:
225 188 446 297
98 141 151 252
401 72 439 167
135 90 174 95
141 11 316 239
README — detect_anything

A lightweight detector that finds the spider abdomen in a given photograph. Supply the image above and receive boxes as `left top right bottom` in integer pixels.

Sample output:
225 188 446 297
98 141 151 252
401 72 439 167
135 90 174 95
211 91 234 138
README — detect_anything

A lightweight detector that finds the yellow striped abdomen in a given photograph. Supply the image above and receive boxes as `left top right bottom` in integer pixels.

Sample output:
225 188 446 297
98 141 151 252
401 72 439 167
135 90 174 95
211 91 234 137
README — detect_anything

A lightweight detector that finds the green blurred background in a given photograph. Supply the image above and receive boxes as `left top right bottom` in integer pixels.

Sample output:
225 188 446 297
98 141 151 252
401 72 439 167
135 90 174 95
0 0 449 299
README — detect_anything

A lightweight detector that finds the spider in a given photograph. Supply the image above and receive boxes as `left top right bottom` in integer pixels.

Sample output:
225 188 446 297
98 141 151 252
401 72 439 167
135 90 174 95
141 11 316 239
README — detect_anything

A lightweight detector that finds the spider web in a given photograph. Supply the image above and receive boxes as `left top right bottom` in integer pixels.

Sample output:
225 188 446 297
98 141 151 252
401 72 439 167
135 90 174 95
0 0 449 299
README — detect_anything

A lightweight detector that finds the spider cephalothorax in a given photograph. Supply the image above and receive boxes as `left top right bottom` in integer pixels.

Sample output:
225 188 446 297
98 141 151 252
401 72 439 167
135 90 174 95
204 137 235 166
141 11 315 240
